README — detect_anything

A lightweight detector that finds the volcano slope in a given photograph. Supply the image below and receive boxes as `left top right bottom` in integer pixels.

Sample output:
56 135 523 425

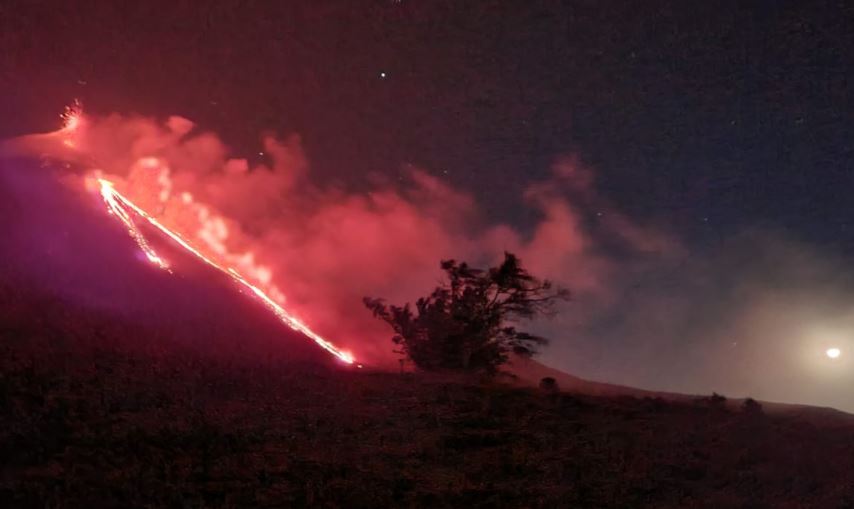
3 160 854 508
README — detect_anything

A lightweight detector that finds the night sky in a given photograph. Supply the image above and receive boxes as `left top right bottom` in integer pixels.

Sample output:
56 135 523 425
3 0 852 245
2 1 854 407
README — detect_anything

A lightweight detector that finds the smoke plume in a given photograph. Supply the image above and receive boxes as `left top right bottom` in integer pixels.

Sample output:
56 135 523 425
25 112 674 365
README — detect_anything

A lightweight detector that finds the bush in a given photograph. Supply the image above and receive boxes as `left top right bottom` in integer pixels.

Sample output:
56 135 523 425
709 392 727 409
539 377 559 393
365 252 569 373
742 397 763 415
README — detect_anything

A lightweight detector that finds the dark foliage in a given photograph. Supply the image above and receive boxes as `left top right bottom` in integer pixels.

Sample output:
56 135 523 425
700 392 727 410
539 377 559 393
742 397 763 415
364 252 569 373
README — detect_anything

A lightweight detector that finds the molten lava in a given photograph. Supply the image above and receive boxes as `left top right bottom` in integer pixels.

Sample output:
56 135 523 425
36 104 355 364
91 171 354 365
60 101 83 148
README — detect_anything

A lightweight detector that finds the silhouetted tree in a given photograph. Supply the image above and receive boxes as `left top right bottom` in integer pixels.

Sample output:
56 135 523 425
364 252 569 373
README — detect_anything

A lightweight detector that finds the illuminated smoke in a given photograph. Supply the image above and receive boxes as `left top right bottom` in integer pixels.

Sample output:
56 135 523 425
6 107 674 367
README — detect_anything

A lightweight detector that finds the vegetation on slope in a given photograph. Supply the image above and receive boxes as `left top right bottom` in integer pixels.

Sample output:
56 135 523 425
365 253 568 374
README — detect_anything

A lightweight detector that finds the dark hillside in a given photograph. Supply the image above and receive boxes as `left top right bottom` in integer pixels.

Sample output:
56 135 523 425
3 285 854 508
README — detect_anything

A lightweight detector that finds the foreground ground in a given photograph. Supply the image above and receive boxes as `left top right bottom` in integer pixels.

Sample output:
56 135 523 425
3 291 854 508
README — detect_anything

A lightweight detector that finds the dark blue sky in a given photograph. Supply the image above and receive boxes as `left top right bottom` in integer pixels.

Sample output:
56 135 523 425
2 0 852 249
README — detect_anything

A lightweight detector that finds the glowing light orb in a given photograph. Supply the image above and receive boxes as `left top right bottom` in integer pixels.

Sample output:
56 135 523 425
826 348 841 359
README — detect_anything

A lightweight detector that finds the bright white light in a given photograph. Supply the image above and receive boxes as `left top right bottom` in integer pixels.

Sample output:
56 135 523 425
826 347 841 359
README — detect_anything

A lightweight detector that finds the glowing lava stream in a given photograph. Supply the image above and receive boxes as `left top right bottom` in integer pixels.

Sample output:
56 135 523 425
95 177 355 365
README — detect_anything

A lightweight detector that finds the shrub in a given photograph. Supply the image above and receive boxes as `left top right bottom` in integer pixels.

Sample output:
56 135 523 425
708 392 727 410
365 252 569 373
539 377 559 393
742 397 763 415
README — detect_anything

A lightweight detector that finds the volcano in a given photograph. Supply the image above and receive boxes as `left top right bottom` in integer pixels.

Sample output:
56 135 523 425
0 155 345 367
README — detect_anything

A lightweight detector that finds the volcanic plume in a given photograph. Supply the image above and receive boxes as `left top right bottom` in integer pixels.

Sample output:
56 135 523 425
0 106 355 364
0 107 673 368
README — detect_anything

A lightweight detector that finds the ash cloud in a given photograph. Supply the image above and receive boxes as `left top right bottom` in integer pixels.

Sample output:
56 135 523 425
51 113 675 365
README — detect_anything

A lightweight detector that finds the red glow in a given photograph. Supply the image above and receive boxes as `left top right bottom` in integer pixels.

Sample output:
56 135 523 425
35 105 673 369
60 101 83 147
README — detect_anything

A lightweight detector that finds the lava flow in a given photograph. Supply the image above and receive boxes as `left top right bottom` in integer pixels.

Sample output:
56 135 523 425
49 105 354 364
95 177 355 364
